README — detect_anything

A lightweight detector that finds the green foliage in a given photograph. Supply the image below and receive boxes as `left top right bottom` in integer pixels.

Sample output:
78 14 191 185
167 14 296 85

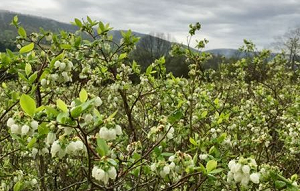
20 94 36 117
0 17 300 191
19 43 34 53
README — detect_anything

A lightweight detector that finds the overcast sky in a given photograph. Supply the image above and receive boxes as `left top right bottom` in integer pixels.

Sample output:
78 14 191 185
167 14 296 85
1 0 300 50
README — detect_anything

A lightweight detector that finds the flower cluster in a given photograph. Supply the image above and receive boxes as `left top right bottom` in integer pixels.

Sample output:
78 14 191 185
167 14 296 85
227 157 260 187
148 124 175 141
92 166 117 184
66 140 86 155
7 118 38 136
50 139 86 158
99 125 123 141
41 60 73 87
150 151 194 181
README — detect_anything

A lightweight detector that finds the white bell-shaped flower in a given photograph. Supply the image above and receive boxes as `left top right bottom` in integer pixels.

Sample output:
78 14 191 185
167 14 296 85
94 97 103 107
107 129 116 140
250 173 260 184
241 175 250 186
233 171 243 182
11 124 20 134
103 172 109 184
169 155 175 162
169 162 175 169
228 160 236 170
21 125 30 135
46 132 56 145
150 163 156 171
163 165 170 175
232 163 242 173
99 127 109 140
84 114 93 123
59 62 66 71
66 142 77 154
107 166 117 179
30 120 39 131
242 165 250 174
115 125 123 135
54 61 61 68
7 118 15 127
51 141 61 157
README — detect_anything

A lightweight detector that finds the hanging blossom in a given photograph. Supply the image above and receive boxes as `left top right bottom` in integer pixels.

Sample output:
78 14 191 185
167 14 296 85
227 157 260 187
92 166 117 184
99 124 123 141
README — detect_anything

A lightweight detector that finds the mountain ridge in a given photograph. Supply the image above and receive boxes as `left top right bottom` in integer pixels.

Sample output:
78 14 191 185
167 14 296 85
0 10 238 57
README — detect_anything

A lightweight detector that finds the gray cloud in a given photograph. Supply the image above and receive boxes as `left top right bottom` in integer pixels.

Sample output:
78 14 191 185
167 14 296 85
1 0 299 50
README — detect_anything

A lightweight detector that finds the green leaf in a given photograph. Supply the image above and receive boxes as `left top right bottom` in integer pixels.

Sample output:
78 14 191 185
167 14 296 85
45 106 59 117
18 27 27 38
189 137 198 146
201 110 208 118
119 53 127 60
206 160 217 173
107 158 117 166
99 21 105 31
161 152 174 157
79 88 88 103
28 72 37 84
56 99 68 113
27 137 37 148
71 106 83 118
13 15 18 24
107 110 118 121
168 110 183 123
13 181 22 191
146 65 153 75
18 72 27 81
25 63 32 76
20 43 34 53
216 133 227 143
74 18 82 27
96 138 109 156
209 168 223 174
56 112 69 124
36 105 45 113
275 180 287 189
20 94 36 117
61 44 72 49
87 16 93 24
38 123 49 135
198 163 207 173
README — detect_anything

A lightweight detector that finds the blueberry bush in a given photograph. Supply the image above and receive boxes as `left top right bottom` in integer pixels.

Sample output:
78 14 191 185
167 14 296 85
0 17 299 191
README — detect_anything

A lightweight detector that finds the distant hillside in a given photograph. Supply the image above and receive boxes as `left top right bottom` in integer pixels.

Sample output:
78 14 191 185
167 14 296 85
0 10 78 51
205 48 242 58
0 10 147 51
0 10 241 57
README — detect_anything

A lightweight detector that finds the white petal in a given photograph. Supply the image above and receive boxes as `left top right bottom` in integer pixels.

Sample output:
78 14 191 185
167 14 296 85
99 127 109 140
250 173 260 184
30 120 39 130
233 172 243 182
21 125 30 135
107 167 117 179
94 97 103 107
242 165 250 174
241 175 250 186
163 166 170 174
11 124 20 134
7 118 15 127
115 125 123 135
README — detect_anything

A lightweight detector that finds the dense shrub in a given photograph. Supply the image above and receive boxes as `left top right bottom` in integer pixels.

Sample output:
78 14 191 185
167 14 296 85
0 17 299 191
